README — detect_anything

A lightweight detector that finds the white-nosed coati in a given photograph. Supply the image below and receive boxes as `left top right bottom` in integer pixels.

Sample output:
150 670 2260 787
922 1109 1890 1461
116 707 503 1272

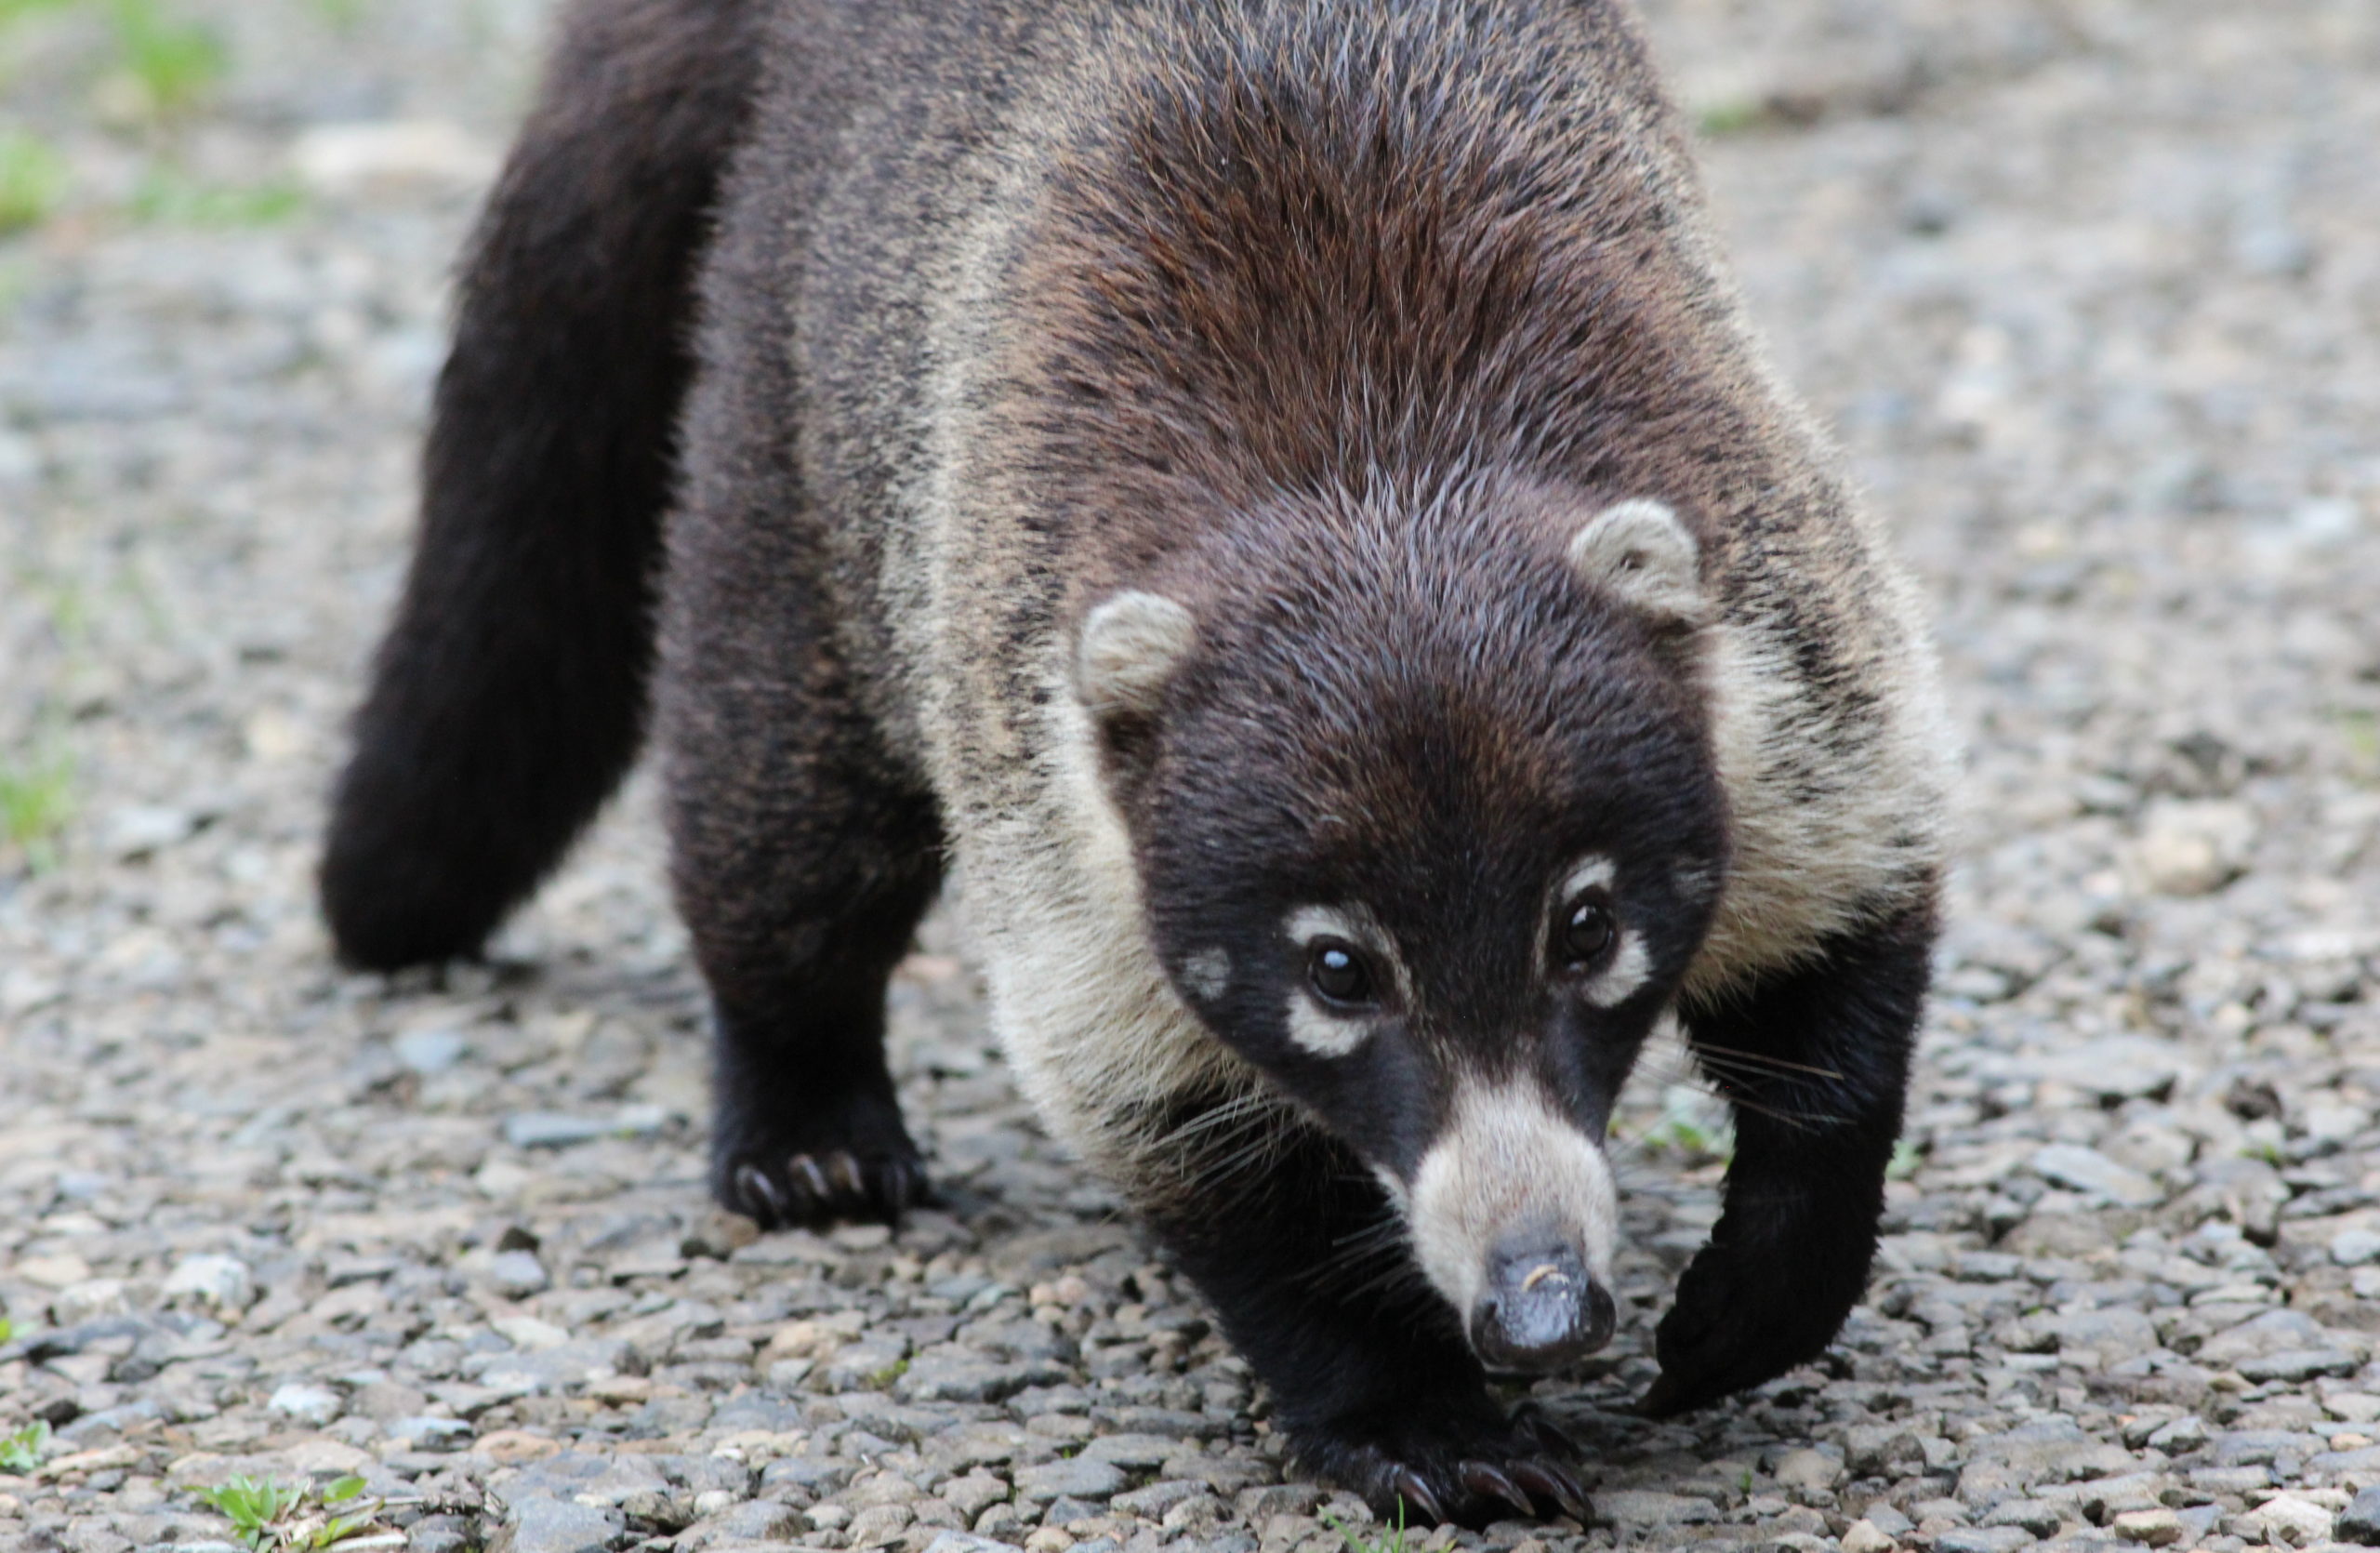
323 0 1952 1524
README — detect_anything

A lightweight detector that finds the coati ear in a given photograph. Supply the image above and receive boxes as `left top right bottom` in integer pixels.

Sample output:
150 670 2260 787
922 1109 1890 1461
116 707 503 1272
1077 591 1196 721
1567 498 1706 626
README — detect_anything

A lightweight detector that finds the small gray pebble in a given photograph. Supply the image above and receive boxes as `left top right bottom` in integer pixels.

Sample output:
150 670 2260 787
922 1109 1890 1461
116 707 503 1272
502 1112 611 1149
487 1249 549 1299
1933 1530 2038 1553
505 1497 622 1553
394 1027 468 1074
267 1382 343 1427
163 1254 256 1312
407 1515 474 1553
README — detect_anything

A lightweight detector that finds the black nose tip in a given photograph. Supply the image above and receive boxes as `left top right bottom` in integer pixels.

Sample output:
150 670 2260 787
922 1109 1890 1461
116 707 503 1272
1468 1241 1616 1375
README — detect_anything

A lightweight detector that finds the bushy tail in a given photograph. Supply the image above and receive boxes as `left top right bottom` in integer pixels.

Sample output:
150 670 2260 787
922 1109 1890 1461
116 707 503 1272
323 0 761 970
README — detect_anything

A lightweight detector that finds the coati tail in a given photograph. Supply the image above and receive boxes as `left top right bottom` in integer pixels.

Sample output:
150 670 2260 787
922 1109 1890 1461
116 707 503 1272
322 0 760 970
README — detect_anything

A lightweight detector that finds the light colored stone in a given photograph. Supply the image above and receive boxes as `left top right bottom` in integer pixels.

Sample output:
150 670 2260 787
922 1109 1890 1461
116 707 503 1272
487 1250 550 1299
267 1383 342 1427
1770 1448 1844 1493
393 1027 468 1074
2112 1507 2182 1546
163 1254 256 1312
2030 1143 2162 1206
48 1279 128 1324
17 1254 93 1289
479 1430 562 1466
2132 800 2257 896
2242 1493 2334 1546
2332 1228 2380 1266
291 120 500 193
1841 1520 1895 1553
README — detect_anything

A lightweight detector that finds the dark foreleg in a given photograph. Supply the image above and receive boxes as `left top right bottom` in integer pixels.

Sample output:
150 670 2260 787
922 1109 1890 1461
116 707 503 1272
1640 896 1937 1416
661 601 944 1228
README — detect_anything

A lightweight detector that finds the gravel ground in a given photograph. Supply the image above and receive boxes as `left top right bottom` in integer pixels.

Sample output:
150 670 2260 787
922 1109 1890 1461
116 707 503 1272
4 2 2379 1551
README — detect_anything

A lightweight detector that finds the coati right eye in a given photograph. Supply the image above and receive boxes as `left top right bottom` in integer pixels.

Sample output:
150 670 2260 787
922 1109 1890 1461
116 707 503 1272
1307 939 1377 1008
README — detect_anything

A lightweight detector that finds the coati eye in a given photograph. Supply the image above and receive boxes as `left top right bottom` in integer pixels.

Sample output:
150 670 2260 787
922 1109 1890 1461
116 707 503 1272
1307 938 1377 1008
1559 899 1618 969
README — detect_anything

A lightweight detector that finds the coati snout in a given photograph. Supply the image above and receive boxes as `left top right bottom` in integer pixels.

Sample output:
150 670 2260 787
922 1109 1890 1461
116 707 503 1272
324 0 1952 1526
1075 490 1726 1376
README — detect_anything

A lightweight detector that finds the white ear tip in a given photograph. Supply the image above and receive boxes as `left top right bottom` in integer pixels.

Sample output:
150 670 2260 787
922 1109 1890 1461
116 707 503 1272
1567 498 1705 622
1078 591 1196 718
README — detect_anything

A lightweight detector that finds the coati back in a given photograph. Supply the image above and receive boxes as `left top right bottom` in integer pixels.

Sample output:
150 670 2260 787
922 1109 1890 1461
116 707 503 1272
326 0 1952 1523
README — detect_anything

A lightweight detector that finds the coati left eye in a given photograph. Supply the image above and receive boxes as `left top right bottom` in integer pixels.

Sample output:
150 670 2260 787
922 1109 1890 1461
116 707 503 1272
1559 899 1617 968
1307 938 1377 1008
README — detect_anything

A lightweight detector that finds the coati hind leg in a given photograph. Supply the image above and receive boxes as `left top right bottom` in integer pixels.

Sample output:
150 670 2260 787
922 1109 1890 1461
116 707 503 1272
1641 896 1937 1416
1130 1095 1591 1528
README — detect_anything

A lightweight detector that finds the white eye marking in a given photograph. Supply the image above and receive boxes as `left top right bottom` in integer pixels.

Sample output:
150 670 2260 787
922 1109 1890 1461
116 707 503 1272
1581 929 1652 1008
1285 992 1373 1057
1280 904 1404 1058
1407 1081 1617 1322
1288 904 1369 949
1181 948 1230 1002
1560 856 1617 899
1543 856 1623 981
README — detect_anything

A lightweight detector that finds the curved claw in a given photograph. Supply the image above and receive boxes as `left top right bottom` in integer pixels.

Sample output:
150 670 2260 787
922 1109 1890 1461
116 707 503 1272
734 1164 785 1225
1512 1459 1591 1523
1390 1468 1446 1527
826 1150 866 1197
1512 1401 1580 1458
1459 1461 1535 1520
792 1154 833 1200
879 1160 917 1222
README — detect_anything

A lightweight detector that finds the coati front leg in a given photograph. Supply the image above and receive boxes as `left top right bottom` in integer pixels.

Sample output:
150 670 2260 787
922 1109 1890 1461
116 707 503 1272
656 113 945 1228
1640 896 1936 1416
662 624 943 1226
658 456 943 1225
1133 1096 1591 1528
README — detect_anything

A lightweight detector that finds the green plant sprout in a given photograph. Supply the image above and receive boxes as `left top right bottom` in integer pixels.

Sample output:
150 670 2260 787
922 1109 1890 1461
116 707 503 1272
197 1475 389 1553
0 130 68 233
0 1418 50 1473
101 0 227 114
1326 1500 1413 1553
0 747 73 871
128 163 304 226
1634 1084 1735 1162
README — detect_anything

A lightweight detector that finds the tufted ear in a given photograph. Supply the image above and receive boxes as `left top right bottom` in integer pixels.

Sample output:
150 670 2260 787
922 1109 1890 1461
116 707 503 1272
1077 591 1196 721
1567 498 1706 625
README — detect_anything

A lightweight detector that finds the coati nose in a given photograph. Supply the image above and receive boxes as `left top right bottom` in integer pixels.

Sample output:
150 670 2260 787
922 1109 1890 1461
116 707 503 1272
1467 1240 1616 1375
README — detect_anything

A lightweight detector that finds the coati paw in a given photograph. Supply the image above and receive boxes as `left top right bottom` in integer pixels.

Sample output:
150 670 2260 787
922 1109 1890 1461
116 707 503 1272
724 1148 928 1228
1300 1413 1590 1528
1638 1230 1861 1417
710 1093 930 1229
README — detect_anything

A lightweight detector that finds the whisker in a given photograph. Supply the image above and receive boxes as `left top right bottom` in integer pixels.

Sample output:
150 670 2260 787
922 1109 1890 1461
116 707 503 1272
1687 1041 1844 1082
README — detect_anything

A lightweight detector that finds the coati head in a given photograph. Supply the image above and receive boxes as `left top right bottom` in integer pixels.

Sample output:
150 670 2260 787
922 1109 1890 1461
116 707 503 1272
1075 484 1729 1374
